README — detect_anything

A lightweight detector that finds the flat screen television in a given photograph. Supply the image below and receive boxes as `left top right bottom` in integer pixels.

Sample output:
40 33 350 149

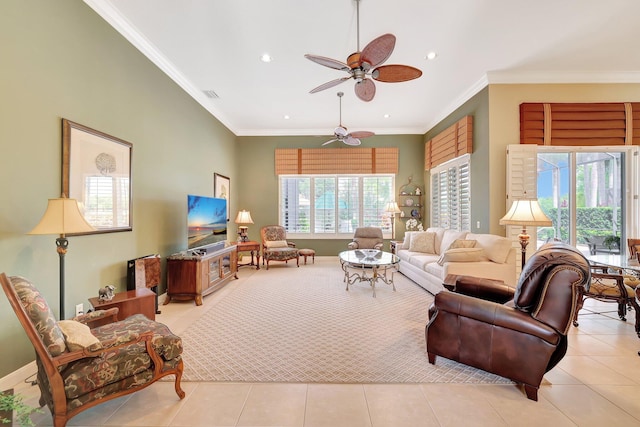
187 194 228 251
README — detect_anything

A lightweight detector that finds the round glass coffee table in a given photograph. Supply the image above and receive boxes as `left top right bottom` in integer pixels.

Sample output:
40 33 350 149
338 249 400 297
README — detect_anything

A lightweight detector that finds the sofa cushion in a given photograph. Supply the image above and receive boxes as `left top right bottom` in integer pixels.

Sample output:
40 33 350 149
426 228 446 254
466 233 513 264
439 230 468 255
409 232 436 253
401 231 417 249
406 252 440 270
437 247 488 266
450 239 477 249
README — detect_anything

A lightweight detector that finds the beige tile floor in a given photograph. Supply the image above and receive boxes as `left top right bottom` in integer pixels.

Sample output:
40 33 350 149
8 263 640 426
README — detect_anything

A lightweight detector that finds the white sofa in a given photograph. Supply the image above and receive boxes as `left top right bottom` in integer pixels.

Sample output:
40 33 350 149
396 227 517 294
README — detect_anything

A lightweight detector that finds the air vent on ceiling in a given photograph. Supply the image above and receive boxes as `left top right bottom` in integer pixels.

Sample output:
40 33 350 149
202 90 219 99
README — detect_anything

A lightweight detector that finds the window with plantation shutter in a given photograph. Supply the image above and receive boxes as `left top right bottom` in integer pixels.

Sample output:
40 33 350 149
279 174 394 238
430 155 470 231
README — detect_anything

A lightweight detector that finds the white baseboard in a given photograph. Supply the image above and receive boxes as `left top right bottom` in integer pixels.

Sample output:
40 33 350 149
0 361 36 391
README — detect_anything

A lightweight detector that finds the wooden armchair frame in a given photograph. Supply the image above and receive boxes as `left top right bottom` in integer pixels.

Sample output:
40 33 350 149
1 273 185 427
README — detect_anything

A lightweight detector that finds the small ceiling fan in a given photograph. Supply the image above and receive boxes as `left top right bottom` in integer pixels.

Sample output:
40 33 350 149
323 92 374 146
305 0 422 102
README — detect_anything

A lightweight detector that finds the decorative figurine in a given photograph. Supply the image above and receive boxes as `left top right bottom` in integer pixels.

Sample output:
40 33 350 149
415 187 422 196
98 285 116 302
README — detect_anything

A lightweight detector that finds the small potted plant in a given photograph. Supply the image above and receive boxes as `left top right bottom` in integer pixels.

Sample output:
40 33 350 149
0 389 40 427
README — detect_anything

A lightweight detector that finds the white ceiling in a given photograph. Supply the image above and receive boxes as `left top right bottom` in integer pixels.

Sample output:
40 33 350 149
86 0 640 137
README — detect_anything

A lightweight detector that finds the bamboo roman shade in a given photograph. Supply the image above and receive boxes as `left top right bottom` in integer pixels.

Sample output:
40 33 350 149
424 116 473 170
520 102 640 146
274 147 398 175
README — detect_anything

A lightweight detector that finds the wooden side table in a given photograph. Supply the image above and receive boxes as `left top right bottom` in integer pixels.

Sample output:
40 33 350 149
89 288 156 321
236 240 261 270
390 240 402 254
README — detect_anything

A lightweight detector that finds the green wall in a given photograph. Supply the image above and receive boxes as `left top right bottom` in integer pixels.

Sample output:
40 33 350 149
236 134 425 253
0 0 236 376
423 87 491 234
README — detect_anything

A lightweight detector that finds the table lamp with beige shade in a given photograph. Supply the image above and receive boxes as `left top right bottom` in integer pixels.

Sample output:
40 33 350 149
500 196 552 270
235 210 254 242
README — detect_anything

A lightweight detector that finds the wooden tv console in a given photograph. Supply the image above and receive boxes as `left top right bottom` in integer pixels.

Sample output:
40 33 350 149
165 245 238 306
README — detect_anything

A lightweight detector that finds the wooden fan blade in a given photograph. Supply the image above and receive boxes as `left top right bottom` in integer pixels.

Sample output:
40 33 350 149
349 131 375 139
304 54 350 71
322 138 338 146
354 78 375 102
344 136 362 146
360 34 396 69
371 64 422 83
309 77 351 94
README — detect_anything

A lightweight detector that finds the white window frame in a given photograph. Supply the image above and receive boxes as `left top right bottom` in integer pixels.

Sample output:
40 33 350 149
430 154 471 231
279 174 395 239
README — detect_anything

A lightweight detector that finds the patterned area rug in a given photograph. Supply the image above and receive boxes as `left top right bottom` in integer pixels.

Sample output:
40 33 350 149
180 257 511 384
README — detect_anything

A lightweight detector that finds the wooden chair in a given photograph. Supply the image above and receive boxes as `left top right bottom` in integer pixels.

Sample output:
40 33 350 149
573 267 640 337
260 225 299 270
628 238 640 259
1 273 185 427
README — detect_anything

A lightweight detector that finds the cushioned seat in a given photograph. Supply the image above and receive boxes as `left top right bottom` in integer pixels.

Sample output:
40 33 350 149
1 274 185 427
426 242 591 401
347 227 384 250
261 225 299 270
573 270 640 336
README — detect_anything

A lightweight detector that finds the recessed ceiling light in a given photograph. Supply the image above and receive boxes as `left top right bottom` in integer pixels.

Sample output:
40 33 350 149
283 115 290 120
383 114 391 119
260 53 272 63
426 51 437 60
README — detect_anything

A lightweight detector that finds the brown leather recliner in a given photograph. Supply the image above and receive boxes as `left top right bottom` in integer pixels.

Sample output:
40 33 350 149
425 242 591 401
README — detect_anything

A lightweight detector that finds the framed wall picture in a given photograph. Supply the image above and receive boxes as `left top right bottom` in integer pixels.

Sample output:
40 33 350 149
214 173 230 220
62 119 133 234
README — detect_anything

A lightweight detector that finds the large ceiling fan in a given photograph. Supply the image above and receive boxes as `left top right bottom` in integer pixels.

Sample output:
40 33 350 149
323 92 374 146
305 0 422 102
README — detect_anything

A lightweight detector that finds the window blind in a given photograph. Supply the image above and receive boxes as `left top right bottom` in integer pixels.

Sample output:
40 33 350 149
275 147 398 175
520 102 640 146
425 116 473 170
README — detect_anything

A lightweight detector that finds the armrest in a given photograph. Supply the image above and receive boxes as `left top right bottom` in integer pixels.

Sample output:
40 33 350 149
447 275 515 304
589 272 629 296
73 308 119 328
52 330 154 367
434 292 558 344
347 242 358 249
287 242 296 248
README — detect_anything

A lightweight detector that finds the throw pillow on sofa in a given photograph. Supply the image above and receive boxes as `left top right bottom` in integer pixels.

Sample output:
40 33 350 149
409 232 436 253
466 233 513 264
437 247 487 266
449 239 476 249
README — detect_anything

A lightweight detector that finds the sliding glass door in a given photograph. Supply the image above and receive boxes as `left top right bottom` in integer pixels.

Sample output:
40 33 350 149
537 150 624 254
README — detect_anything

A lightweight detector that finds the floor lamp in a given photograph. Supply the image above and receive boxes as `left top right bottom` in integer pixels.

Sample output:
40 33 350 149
28 196 95 320
385 201 401 241
499 196 552 271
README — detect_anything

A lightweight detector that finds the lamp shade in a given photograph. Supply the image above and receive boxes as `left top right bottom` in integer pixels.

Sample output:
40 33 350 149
234 210 254 225
28 197 95 236
499 198 552 227
385 201 401 214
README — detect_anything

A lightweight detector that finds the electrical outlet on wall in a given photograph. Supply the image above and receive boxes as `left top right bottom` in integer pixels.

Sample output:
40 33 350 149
75 303 84 316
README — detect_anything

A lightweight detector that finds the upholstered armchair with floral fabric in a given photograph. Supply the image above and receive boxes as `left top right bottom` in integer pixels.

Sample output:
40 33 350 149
347 227 384 250
261 225 299 270
1 273 185 427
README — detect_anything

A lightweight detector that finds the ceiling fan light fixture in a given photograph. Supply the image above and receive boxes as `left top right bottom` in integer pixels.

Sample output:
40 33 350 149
304 0 422 102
